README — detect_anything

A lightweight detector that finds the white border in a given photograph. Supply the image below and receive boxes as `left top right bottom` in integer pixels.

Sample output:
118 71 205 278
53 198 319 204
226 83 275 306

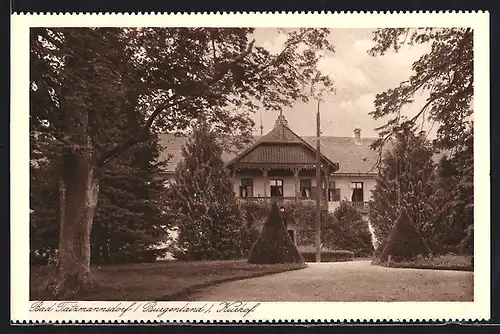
11 11 490 322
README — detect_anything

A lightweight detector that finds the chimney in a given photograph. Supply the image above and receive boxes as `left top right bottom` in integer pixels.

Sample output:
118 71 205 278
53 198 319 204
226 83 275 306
354 128 361 140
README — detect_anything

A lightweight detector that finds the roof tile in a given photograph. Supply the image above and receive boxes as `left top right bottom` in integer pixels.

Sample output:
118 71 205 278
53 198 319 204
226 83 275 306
158 133 380 174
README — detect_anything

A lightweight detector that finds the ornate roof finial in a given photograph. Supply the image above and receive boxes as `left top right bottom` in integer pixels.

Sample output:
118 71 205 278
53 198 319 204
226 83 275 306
275 111 288 127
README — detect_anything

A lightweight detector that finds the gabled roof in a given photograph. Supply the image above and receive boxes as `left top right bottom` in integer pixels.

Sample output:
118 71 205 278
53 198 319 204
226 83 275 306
225 115 338 170
157 123 452 176
158 134 381 175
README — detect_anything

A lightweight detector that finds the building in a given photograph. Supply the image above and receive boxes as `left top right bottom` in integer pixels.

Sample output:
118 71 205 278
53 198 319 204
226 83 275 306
158 114 380 222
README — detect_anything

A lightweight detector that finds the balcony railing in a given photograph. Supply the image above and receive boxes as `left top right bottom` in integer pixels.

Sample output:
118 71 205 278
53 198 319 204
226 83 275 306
238 196 302 203
351 201 370 213
238 196 327 206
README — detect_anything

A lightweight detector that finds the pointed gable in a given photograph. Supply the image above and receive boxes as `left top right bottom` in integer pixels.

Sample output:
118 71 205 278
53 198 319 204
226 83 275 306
259 115 303 144
226 114 338 170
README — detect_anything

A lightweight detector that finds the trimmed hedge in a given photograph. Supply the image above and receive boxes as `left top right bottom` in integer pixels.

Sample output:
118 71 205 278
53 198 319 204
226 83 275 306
373 254 473 272
300 250 354 262
380 208 432 261
239 201 374 257
298 246 354 262
247 202 304 264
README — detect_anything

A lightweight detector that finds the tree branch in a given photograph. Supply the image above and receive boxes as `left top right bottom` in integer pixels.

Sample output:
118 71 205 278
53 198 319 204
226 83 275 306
97 40 256 167
368 72 458 173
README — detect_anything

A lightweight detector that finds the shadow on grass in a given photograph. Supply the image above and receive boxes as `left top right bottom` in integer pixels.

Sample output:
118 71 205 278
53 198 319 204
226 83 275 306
30 260 307 301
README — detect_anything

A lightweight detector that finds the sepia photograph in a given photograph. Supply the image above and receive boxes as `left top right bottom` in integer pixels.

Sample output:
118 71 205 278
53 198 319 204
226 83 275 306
11 12 489 322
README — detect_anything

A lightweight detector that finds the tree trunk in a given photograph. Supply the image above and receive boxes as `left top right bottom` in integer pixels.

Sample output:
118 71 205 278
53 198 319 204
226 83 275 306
45 146 100 299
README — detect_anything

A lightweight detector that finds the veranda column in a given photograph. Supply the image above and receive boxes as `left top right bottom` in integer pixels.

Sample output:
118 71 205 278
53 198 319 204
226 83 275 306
231 166 237 196
322 166 329 210
262 168 269 198
324 168 329 210
293 168 300 202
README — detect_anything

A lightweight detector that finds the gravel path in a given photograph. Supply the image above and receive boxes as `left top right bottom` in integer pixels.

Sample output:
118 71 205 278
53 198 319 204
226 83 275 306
188 260 473 302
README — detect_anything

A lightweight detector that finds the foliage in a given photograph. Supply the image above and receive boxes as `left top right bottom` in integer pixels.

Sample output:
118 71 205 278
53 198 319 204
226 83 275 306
380 208 432 261
30 134 169 265
375 254 473 272
248 202 304 264
369 28 473 153
31 27 336 164
168 122 245 260
30 132 59 264
368 28 474 255
29 27 337 284
239 201 325 247
239 201 373 255
91 131 169 264
238 201 268 253
369 129 438 251
329 201 374 256
298 246 354 262
432 130 474 254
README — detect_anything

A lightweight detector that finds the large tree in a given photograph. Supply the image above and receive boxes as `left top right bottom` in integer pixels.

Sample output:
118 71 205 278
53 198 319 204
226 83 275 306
30 130 168 265
368 28 473 153
431 129 474 254
30 27 335 298
369 129 437 251
368 28 474 253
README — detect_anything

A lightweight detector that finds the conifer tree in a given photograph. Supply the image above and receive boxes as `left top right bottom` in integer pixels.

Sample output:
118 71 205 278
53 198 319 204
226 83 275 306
168 122 244 260
369 128 437 252
432 129 473 254
91 131 168 263
30 132 169 264
329 201 374 256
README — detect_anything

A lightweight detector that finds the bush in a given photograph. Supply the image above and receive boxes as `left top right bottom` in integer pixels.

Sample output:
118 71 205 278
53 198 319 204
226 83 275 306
380 208 432 261
374 254 473 272
329 201 374 256
298 245 354 262
240 201 375 257
248 202 304 264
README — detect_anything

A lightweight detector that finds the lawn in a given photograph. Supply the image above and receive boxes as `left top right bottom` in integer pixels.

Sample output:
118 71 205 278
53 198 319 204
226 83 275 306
30 260 307 301
373 254 473 272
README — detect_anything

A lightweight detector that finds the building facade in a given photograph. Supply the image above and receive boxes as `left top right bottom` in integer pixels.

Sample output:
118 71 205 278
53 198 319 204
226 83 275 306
158 114 380 222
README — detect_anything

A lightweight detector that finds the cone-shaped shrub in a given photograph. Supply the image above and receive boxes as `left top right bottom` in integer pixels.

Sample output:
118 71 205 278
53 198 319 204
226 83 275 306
380 208 432 261
248 201 304 264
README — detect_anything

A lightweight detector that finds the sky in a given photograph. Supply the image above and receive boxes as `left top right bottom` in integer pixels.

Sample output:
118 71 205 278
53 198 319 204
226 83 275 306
250 28 434 139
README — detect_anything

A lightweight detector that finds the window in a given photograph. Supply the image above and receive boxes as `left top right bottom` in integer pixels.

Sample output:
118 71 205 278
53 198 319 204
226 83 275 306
351 182 364 202
270 179 283 197
328 181 341 202
239 178 253 198
300 179 312 198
